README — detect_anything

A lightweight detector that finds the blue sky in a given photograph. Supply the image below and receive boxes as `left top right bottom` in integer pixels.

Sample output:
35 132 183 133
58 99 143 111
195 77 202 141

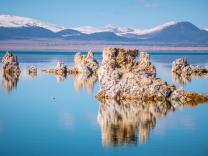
0 0 207 28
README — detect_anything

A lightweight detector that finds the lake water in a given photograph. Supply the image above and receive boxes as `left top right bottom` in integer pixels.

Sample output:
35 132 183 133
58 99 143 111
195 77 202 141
0 51 208 156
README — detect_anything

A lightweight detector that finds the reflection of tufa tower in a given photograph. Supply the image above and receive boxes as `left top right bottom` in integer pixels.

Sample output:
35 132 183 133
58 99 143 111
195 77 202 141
97 99 173 146
2 72 19 92
73 74 98 93
96 96 208 146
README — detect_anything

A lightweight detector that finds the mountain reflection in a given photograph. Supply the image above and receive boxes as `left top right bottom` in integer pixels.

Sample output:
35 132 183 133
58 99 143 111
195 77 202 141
97 98 206 146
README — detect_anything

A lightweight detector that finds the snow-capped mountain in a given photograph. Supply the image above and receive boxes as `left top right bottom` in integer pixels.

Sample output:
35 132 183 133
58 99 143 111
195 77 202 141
71 26 103 34
132 21 176 35
72 21 176 36
0 15 65 32
102 25 135 36
0 15 207 43
72 24 135 35
0 14 193 36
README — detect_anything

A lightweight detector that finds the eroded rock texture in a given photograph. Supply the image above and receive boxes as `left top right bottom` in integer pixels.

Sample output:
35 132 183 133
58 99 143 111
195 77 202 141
172 58 208 84
28 66 37 77
42 62 68 77
1 51 20 91
170 87 208 107
96 47 208 111
71 50 99 75
2 51 21 76
96 48 174 100
41 50 99 79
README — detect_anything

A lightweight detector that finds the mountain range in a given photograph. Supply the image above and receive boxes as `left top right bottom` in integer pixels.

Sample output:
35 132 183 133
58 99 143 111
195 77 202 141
0 15 208 44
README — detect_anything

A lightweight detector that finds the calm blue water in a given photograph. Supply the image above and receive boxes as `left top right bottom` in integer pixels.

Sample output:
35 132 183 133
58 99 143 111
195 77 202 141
0 51 208 156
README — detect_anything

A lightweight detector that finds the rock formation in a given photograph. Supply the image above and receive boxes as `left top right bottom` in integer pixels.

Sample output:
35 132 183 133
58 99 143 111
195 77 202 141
42 51 99 79
40 51 99 87
2 51 21 76
95 48 208 146
28 66 37 77
68 50 99 75
42 62 68 77
1 51 20 91
172 58 208 84
67 67 78 75
96 48 208 105
170 87 208 107
96 48 174 100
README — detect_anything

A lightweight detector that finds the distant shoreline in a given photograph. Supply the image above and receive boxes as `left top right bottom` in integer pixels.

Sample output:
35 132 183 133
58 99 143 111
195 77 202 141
0 40 208 52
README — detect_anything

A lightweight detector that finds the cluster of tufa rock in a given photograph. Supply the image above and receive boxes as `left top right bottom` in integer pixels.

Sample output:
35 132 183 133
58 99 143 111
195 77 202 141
2 51 21 76
71 50 99 75
95 48 208 106
172 57 208 84
41 50 99 79
42 62 68 76
96 48 174 100
170 87 208 107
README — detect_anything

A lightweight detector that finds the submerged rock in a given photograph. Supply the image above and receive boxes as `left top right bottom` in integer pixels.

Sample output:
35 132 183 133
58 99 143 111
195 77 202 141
70 50 99 75
172 58 208 84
